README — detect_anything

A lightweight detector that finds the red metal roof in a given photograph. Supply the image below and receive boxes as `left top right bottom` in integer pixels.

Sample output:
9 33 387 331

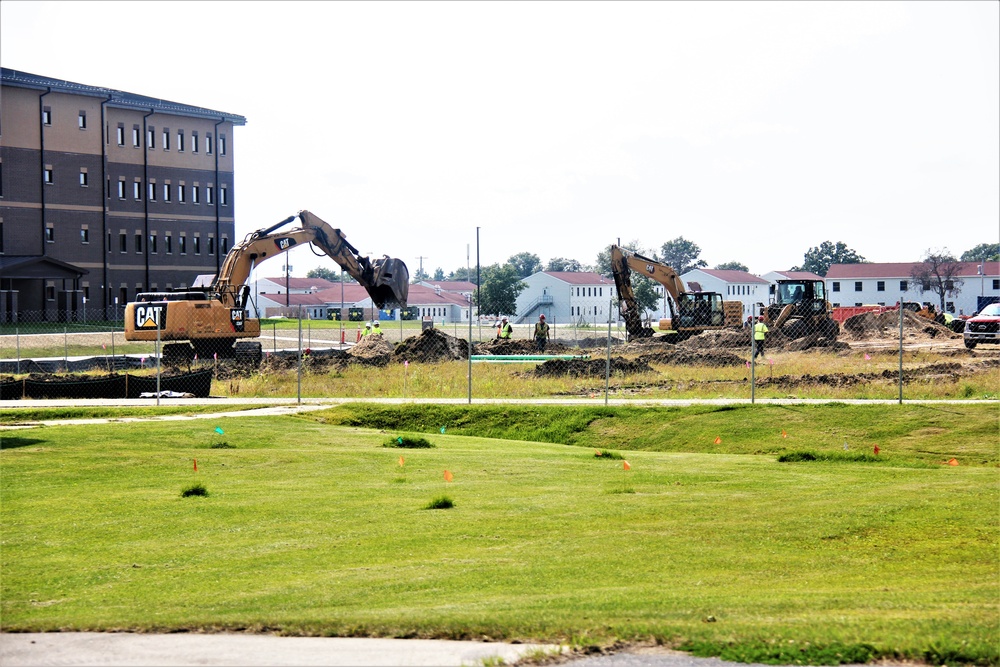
542 271 613 285
769 270 825 281
825 262 999 279
688 269 770 284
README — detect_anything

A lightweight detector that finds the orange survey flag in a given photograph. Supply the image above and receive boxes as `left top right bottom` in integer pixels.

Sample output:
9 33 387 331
714 436 722 445
595 449 603 457
623 461 631 471
193 458 198 472
781 430 787 439
947 458 959 466
444 470 454 482
873 445 880 455
398 456 405 467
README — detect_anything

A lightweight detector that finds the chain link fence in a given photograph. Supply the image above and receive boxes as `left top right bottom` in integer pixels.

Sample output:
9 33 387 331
2 300 996 403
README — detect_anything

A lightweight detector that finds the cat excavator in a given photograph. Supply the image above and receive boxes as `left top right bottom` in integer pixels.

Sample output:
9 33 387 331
611 245 742 341
124 210 409 363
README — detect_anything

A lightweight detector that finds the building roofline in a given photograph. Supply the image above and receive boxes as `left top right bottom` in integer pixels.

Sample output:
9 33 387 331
1 68 246 125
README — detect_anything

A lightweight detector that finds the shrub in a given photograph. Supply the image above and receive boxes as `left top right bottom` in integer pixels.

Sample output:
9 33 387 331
181 483 208 497
384 436 434 448
424 495 454 510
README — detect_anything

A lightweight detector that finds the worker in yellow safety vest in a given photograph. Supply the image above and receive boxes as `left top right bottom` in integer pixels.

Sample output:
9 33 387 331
498 317 513 340
752 316 769 359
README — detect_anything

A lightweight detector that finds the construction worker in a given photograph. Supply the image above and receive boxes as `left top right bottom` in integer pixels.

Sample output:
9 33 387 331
361 322 372 337
753 316 769 360
534 314 549 352
371 321 384 336
498 317 513 340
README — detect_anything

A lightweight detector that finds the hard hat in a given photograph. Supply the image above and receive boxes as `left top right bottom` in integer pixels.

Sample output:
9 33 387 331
365 323 371 328
539 314 545 319
502 317 508 322
373 321 380 326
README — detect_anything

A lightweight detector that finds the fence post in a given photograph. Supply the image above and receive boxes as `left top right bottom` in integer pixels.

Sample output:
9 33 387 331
750 305 757 404
64 323 69 373
605 299 612 405
297 306 303 405
16 324 21 375
898 303 904 404
156 321 161 407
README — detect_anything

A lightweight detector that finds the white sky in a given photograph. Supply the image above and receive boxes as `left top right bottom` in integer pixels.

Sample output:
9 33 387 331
2 1 998 278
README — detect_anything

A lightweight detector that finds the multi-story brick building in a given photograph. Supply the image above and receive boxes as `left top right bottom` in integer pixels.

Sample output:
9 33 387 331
0 68 245 321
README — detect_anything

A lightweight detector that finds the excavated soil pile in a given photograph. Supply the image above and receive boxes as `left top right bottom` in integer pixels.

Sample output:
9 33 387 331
576 337 625 349
474 338 578 355
394 328 469 363
533 357 655 377
679 329 750 349
347 335 396 366
843 310 959 340
636 348 746 368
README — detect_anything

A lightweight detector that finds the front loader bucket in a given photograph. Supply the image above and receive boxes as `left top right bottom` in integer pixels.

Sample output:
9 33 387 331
366 257 410 310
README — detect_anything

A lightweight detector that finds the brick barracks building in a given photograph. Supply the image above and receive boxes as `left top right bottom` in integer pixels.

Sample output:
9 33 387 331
0 68 245 321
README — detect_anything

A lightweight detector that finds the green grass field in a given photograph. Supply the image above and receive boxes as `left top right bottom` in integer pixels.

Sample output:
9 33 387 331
1 404 997 665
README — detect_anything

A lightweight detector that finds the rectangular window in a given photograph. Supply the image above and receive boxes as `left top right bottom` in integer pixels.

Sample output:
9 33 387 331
45 226 54 243
877 281 885 292
165 235 173 254
42 107 51 125
220 237 229 254
193 236 201 255
79 170 89 187
46 284 55 301
135 233 143 254
78 111 87 129
178 184 185 203
192 186 199 204
133 181 141 200
944 280 954 291
992 279 999 290
147 127 155 148
119 232 127 253
132 126 140 147
191 131 198 153
854 281 863 292
206 133 213 154
220 185 228 206
162 129 169 150
832 282 840 292
148 182 156 201
117 179 126 199
179 236 187 254
44 167 54 184
219 134 226 156
149 233 157 254
163 183 171 202
208 237 215 255
899 280 908 291
116 124 125 145
206 186 213 205
80 227 89 244
177 130 184 152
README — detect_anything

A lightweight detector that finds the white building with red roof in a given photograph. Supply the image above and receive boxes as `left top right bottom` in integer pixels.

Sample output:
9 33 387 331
682 269 772 318
824 262 1000 316
514 271 615 325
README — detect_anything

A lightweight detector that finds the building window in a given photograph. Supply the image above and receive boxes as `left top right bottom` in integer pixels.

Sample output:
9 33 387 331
117 179 126 199
208 237 215 255
147 127 155 149
163 183 171 202
877 281 885 292
162 129 170 150
135 233 143 254
45 226 54 243
177 130 184 152
192 185 200 204
220 237 229 254
44 167 54 184
78 111 87 129
191 131 198 153
832 282 840 292
165 235 173 254
148 182 156 201
178 184 186 203
119 232 127 253
80 227 89 244
149 233 157 254
42 107 52 125
854 281 863 292
46 284 56 301
944 280 954 291
206 186 213 205
79 169 89 187
206 134 213 154
133 181 141 200
194 236 201 255
132 126 140 147
220 185 228 206
179 236 187 254
899 280 908 291
219 134 226 156
116 124 125 145
992 279 1000 290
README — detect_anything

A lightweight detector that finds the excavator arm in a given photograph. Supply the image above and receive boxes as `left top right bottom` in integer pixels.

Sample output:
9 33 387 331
212 210 409 310
611 245 686 338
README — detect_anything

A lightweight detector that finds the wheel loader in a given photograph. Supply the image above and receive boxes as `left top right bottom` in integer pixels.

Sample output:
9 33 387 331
761 278 839 339
124 210 409 363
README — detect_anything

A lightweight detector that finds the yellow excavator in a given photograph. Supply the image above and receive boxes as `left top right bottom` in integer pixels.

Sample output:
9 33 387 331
610 245 743 341
124 210 408 362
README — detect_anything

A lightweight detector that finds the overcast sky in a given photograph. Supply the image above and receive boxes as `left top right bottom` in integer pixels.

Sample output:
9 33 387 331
3 1 998 279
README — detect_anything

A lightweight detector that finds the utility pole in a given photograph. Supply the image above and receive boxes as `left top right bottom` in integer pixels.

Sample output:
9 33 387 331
416 256 428 281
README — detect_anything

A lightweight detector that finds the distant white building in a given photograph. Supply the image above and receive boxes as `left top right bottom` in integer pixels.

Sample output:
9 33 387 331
514 272 615 325
681 269 771 318
251 276 338 297
824 262 1000 315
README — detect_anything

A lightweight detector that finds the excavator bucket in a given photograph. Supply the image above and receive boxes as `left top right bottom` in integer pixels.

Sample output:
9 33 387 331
365 256 410 310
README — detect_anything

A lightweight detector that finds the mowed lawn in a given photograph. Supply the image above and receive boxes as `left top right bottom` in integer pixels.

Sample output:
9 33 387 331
1 404 997 665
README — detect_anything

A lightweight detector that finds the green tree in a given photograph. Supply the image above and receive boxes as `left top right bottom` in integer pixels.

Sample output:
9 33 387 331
475 263 526 316
960 243 1000 262
447 267 474 283
432 267 445 281
794 241 867 277
546 257 585 272
410 268 429 283
715 261 749 272
911 249 963 314
660 237 707 275
507 252 543 278
306 267 338 281
595 240 651 277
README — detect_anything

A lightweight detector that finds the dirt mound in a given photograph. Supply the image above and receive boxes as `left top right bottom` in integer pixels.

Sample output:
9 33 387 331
576 337 625 349
533 356 655 377
347 335 395 366
679 328 844 353
843 310 960 340
636 348 746 367
679 329 750 349
394 328 469 363
474 338 579 355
